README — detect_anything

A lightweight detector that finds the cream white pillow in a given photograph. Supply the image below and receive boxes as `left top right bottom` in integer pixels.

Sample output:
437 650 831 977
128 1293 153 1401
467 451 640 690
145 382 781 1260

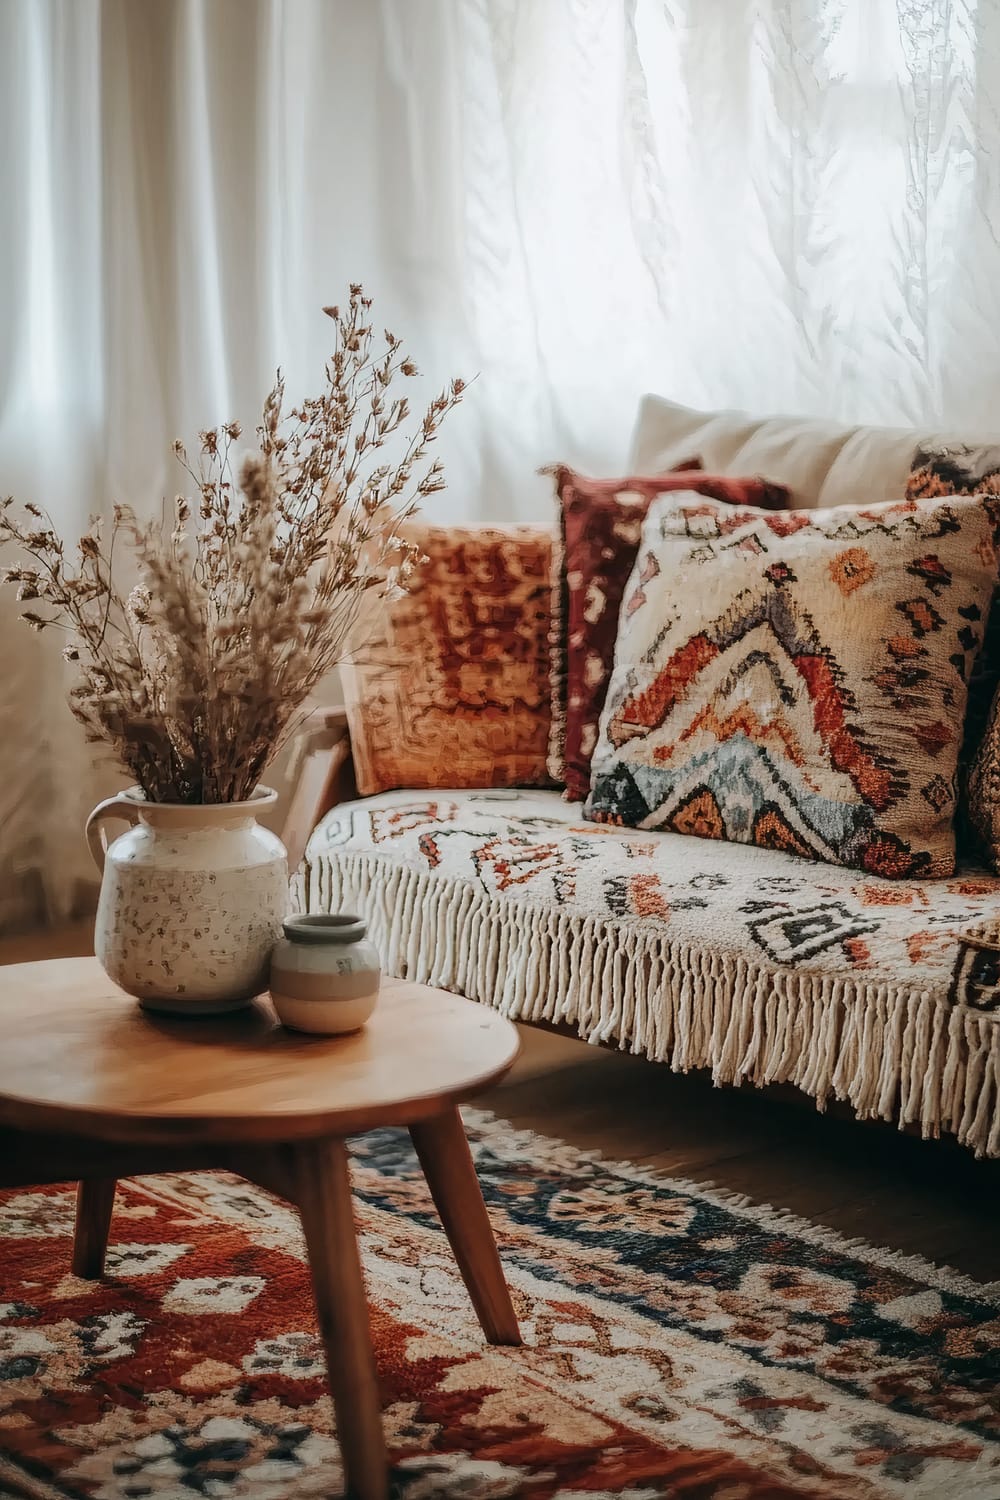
629 395 999 510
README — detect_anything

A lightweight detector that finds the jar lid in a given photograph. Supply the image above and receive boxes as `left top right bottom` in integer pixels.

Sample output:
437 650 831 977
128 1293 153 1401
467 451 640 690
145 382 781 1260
282 914 368 945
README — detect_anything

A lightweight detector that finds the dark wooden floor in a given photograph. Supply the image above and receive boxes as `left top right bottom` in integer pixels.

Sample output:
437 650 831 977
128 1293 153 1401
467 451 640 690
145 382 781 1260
5 923 998 1283
484 1028 1000 1283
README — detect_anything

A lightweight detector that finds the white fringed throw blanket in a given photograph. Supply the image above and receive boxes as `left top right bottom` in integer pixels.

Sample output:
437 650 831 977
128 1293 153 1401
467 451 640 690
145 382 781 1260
298 790 1000 1156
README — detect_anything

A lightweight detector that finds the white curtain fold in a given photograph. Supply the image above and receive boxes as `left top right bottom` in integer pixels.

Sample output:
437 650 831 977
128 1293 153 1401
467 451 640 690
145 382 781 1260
2 0 1000 916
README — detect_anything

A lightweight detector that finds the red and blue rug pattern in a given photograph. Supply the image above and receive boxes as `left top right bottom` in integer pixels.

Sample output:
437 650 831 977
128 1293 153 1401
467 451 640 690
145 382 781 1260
1 1111 999 1498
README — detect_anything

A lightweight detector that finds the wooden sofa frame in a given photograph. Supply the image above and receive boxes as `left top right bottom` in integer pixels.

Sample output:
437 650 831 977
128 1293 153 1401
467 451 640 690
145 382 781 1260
283 706 356 874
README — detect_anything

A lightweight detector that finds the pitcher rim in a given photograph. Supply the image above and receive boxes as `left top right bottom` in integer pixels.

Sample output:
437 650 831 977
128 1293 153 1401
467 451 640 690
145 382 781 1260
118 785 278 814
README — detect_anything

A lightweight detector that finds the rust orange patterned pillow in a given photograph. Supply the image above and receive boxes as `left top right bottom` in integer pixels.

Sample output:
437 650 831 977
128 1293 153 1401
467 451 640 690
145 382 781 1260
343 524 554 795
549 467 791 802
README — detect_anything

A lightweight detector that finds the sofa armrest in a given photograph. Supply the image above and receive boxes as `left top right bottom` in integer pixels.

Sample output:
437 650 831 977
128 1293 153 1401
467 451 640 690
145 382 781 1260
282 707 354 872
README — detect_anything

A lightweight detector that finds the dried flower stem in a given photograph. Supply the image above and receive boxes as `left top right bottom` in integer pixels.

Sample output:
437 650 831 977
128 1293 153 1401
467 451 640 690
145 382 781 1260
0 288 463 803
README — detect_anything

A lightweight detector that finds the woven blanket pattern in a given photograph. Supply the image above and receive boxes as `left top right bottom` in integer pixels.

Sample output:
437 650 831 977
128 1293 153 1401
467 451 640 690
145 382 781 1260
301 791 1000 1158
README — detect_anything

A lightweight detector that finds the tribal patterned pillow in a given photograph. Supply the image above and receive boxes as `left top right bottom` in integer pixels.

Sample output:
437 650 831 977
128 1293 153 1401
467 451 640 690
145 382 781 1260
906 443 1000 500
907 445 1000 865
586 492 1000 877
548 466 790 802
343 523 554 795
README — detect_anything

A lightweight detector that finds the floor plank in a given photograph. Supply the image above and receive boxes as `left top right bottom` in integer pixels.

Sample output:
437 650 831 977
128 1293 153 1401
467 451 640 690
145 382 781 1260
2 924 997 1283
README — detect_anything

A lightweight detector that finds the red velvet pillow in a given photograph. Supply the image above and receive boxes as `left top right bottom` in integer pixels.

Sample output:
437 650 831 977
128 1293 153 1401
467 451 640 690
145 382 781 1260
548 467 791 801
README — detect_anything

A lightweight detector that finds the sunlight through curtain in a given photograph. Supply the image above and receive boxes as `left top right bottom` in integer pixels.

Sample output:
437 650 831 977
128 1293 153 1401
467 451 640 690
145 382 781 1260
1 0 999 916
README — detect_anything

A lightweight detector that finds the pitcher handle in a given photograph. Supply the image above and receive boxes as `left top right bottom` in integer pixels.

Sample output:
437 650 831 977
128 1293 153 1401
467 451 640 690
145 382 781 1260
86 796 141 874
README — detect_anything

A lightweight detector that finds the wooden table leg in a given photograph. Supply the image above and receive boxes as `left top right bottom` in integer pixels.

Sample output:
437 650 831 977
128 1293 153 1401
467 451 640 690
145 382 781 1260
291 1138 388 1500
72 1178 117 1279
409 1107 521 1347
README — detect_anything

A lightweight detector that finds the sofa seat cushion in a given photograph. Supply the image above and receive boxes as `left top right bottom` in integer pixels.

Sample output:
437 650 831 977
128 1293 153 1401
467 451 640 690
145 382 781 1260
300 790 1000 1156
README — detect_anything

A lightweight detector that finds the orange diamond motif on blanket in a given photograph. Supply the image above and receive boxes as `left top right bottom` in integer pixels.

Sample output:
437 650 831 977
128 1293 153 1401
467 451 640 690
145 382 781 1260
829 546 875 594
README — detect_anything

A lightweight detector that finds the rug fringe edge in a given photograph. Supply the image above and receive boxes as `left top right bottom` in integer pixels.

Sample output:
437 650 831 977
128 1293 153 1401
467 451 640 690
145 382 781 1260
457 1104 1000 1305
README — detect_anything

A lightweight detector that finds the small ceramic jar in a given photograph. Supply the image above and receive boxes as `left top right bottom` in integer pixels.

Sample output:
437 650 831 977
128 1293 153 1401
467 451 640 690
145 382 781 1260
269 914 381 1034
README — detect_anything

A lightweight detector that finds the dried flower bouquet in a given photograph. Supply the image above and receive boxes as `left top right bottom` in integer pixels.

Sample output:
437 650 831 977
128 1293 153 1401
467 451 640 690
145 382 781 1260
0 288 463 804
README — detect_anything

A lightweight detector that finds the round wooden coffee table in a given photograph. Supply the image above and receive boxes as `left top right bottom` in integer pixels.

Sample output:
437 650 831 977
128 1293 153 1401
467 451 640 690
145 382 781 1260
0 958 522 1500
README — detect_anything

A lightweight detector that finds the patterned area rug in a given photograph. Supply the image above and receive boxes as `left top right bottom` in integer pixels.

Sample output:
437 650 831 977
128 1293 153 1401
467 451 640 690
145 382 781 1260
2 1111 999 1500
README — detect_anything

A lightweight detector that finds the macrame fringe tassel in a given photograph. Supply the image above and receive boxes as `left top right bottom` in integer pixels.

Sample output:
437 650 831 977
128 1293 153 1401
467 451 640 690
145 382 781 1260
293 854 1000 1159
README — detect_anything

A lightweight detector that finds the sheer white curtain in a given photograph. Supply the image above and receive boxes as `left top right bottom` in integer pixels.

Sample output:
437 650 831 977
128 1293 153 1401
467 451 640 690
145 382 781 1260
2 0 999 918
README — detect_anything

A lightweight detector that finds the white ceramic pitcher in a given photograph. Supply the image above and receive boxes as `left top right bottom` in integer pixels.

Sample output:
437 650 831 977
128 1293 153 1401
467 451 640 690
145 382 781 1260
86 786 288 1015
